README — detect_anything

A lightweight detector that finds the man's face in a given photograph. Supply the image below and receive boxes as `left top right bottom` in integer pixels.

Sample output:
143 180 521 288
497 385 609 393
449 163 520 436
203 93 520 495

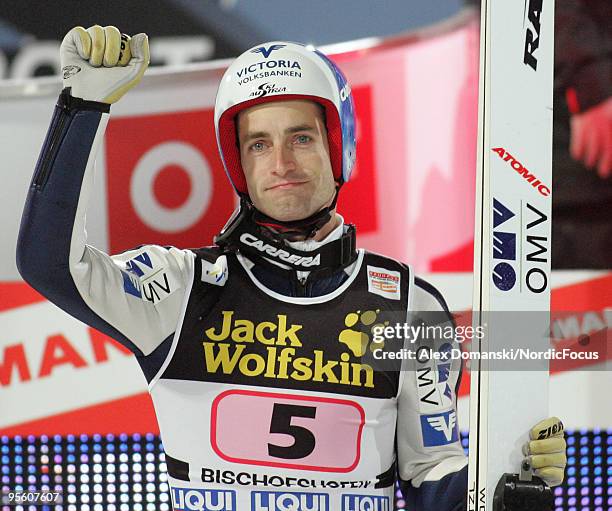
237 100 336 222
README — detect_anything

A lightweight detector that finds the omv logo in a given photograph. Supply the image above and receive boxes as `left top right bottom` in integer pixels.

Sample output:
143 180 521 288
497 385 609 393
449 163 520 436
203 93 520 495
492 198 517 291
251 44 286 58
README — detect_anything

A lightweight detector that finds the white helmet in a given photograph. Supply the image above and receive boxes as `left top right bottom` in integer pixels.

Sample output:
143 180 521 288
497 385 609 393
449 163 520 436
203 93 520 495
214 41 356 196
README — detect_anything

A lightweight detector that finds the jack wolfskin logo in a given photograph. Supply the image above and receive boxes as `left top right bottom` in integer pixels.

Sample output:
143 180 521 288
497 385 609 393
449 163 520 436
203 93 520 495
202 311 375 388
339 310 388 357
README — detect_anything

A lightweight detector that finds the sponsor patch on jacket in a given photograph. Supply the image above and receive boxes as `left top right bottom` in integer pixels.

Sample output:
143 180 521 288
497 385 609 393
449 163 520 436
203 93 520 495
367 266 400 300
201 255 228 286
420 410 458 447
120 250 177 304
415 342 454 413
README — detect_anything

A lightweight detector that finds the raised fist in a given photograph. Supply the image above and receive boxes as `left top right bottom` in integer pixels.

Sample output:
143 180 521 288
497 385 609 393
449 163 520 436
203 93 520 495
60 25 149 104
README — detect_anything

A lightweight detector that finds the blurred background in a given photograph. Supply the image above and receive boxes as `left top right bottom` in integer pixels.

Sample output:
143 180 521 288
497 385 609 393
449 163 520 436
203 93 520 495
0 1 610 511
0 0 464 71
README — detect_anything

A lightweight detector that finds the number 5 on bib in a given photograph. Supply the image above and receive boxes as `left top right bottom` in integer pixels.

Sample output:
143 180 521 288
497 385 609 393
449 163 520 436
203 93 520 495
211 390 365 472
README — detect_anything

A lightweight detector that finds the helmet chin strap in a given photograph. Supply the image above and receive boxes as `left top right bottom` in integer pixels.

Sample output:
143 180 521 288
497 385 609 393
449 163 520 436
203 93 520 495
214 189 357 273
251 187 340 240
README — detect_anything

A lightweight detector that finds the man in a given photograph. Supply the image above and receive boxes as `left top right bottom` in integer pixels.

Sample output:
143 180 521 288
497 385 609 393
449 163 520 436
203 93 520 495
17 26 566 510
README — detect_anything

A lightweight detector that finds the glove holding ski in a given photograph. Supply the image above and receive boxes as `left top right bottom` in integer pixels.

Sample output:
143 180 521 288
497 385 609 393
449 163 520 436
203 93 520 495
60 25 149 104
522 417 567 487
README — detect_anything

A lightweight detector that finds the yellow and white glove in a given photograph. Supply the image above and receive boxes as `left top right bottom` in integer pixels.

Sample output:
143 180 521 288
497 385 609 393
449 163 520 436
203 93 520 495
60 25 149 104
523 417 567 487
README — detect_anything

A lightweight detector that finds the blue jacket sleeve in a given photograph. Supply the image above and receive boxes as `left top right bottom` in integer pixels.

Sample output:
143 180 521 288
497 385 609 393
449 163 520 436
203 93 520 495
396 277 468 510
402 464 468 511
15 93 143 346
16 91 194 359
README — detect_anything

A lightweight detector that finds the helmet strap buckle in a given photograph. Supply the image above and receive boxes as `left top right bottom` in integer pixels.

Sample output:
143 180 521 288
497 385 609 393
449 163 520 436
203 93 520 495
214 197 357 273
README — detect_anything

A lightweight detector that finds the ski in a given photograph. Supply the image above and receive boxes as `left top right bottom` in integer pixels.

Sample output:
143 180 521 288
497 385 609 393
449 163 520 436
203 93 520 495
467 1 555 510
